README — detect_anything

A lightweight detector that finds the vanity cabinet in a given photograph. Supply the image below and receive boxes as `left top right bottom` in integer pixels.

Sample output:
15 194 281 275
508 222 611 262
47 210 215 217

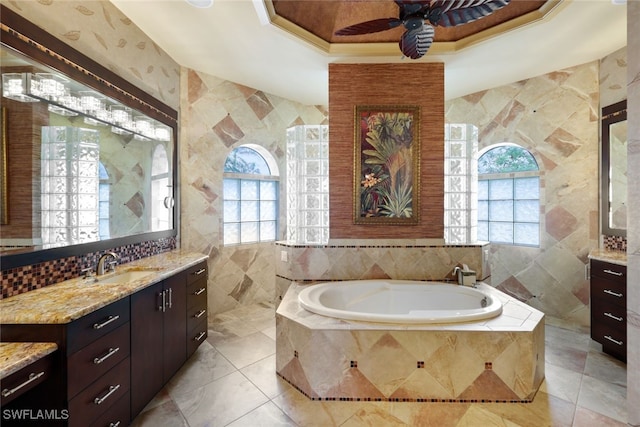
590 259 627 362
130 273 187 418
0 350 55 407
186 261 208 357
0 297 130 427
0 256 209 426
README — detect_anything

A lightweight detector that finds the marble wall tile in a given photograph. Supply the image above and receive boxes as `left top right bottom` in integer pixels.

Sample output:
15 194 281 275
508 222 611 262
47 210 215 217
627 2 640 425
446 61 600 326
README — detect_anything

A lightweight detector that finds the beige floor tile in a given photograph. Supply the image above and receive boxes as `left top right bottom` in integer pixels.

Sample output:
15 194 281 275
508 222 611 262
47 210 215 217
241 354 291 399
214 331 276 369
539 363 583 404
226 401 298 427
583 350 627 386
577 375 627 423
174 371 269 427
572 406 629 427
167 341 237 396
130 399 189 427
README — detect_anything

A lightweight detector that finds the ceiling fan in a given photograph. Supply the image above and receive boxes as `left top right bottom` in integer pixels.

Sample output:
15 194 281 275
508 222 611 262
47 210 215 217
335 0 511 59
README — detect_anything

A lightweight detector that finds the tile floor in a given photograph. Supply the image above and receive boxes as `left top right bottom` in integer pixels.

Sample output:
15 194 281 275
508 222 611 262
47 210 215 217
131 303 629 427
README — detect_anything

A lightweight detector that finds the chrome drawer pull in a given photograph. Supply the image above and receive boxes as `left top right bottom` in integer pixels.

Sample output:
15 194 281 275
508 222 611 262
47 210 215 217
167 287 173 309
603 289 623 298
604 335 623 346
194 268 206 276
94 347 120 365
1 371 45 398
109 422 121 427
194 331 206 342
604 312 624 322
94 384 120 405
93 315 120 330
604 269 623 277
194 309 206 319
193 287 206 296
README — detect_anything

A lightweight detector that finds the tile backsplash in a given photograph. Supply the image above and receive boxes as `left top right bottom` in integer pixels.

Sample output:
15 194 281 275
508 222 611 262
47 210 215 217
1 237 176 299
603 235 627 252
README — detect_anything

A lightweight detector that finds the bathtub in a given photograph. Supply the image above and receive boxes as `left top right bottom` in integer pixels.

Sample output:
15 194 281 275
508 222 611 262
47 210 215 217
298 280 502 323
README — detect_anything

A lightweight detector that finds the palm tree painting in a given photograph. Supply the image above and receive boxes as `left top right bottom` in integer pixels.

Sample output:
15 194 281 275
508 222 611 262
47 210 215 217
354 105 420 225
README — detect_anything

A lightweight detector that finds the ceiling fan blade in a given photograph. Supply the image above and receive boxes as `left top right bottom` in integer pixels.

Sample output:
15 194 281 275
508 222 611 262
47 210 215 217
399 25 434 59
432 0 510 27
335 18 403 36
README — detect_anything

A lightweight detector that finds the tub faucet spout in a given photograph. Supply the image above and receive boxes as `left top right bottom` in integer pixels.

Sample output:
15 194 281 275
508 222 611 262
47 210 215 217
453 265 477 287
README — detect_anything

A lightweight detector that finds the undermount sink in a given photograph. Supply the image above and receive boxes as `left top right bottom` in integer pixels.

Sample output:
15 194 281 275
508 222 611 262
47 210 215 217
96 270 157 284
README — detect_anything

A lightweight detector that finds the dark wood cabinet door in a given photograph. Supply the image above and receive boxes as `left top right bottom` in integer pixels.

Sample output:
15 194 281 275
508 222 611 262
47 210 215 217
163 272 187 381
130 281 165 418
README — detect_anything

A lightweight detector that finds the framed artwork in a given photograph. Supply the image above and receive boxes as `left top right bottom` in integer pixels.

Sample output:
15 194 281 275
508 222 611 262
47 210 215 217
353 105 420 225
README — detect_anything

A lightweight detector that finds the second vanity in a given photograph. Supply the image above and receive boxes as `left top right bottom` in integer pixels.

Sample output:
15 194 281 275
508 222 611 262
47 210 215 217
588 249 627 363
0 250 208 427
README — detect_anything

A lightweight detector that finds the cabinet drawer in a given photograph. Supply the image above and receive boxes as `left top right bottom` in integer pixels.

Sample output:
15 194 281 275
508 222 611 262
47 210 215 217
591 321 626 361
67 298 130 354
187 319 207 358
591 299 626 332
67 323 130 398
69 357 130 427
591 276 626 308
187 297 208 333
590 259 626 282
0 352 55 406
186 261 208 286
89 390 130 427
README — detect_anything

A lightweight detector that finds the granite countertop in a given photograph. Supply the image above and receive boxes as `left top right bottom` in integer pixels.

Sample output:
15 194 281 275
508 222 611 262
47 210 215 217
588 248 627 266
0 249 208 325
0 342 58 380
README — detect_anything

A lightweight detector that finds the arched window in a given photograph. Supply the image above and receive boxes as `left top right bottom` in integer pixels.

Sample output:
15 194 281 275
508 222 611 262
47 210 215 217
223 145 279 245
477 144 540 246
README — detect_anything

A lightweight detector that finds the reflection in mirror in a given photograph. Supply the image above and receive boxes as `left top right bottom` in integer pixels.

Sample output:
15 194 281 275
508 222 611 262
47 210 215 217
0 5 177 269
601 100 627 237
609 119 627 230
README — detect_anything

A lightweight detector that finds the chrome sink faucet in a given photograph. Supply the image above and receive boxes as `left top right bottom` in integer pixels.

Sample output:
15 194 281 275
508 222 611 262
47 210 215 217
96 252 119 276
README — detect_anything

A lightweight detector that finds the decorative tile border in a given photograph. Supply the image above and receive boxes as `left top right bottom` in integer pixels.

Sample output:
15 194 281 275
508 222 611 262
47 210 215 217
1 237 176 299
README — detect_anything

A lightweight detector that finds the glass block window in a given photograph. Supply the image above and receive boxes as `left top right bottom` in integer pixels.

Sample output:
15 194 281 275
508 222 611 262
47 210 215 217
151 144 172 231
98 163 110 240
477 144 540 246
223 145 279 245
286 125 329 244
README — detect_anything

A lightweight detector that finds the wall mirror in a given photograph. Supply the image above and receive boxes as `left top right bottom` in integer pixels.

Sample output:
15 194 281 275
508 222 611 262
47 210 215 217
0 6 178 269
601 99 627 237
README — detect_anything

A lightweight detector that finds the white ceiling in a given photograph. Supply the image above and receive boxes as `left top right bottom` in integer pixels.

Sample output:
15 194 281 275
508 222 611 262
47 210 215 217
109 0 627 106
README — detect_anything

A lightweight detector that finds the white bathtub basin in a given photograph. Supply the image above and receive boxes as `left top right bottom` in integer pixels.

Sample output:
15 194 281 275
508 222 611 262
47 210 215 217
298 280 502 323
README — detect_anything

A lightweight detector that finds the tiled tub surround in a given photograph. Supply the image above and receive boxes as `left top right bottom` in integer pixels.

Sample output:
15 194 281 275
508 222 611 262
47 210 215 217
0 236 176 299
0 249 204 324
275 240 490 304
276 283 544 403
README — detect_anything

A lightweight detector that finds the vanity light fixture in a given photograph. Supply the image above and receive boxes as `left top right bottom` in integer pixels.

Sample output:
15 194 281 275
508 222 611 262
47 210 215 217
2 73 38 102
1 71 172 142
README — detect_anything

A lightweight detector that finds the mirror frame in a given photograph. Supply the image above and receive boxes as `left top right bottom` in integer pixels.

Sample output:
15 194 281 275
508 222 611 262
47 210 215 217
601 99 627 237
0 5 178 270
